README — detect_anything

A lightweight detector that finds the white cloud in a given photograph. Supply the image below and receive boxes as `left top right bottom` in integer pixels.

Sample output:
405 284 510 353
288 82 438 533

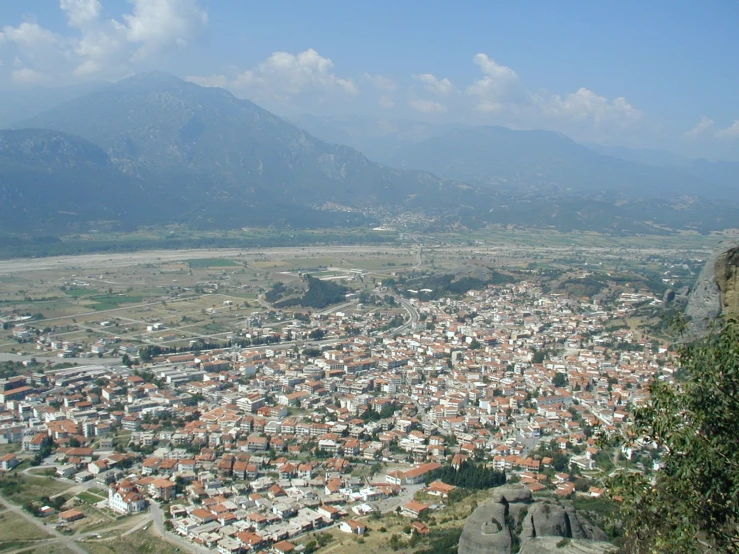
60 0 102 28
122 0 208 60
253 49 358 95
467 53 520 109
0 0 208 84
408 98 447 114
464 53 643 137
363 73 396 91
684 116 716 139
11 67 45 85
413 73 454 96
541 88 643 129
683 117 739 141
379 95 395 109
187 49 359 108
716 120 739 140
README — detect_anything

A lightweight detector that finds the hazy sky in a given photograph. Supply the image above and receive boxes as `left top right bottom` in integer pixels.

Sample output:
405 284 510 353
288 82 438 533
0 0 737 158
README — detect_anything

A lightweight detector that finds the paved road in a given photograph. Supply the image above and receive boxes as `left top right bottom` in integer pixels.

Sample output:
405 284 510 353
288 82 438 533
0 494 88 554
150 501 210 554
0 353 115 365
393 299 420 336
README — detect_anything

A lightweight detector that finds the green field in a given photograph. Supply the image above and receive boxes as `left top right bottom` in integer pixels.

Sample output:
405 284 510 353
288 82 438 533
64 288 99 297
186 258 240 268
77 491 105 504
89 295 145 311
0 474 72 504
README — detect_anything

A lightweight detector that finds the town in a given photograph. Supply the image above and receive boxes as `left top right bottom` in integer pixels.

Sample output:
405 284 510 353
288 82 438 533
0 244 684 554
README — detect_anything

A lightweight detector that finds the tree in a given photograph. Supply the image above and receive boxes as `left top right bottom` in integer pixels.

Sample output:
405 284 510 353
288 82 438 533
607 320 739 553
553 372 568 388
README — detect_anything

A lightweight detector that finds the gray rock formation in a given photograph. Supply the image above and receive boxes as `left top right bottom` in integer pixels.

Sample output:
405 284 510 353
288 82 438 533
518 537 616 554
686 238 739 337
458 486 611 554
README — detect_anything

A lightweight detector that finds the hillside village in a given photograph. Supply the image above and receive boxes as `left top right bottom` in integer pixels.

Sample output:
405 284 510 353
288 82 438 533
0 279 673 553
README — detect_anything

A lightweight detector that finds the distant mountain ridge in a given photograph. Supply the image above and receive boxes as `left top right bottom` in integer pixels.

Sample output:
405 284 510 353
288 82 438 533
0 72 736 236
389 125 732 199
0 129 148 232
18 72 463 211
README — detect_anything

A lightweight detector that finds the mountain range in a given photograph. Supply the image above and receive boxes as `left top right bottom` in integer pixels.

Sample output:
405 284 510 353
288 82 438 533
0 72 737 236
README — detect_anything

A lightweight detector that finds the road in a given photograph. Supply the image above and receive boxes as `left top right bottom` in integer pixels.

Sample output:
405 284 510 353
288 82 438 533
149 501 209 554
393 299 420 336
0 353 115 364
0 494 88 554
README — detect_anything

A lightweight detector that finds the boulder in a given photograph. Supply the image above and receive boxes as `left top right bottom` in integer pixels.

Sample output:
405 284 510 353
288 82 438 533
458 501 512 554
518 537 616 554
493 485 533 505
458 487 611 554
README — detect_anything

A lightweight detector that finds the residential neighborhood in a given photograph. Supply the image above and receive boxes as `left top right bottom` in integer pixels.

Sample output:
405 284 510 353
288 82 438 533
0 278 675 552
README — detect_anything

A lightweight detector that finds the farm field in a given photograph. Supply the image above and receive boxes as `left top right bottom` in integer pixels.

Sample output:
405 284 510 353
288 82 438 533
0 229 726 361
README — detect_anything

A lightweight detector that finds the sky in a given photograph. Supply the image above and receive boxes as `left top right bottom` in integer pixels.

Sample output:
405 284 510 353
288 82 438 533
0 0 737 159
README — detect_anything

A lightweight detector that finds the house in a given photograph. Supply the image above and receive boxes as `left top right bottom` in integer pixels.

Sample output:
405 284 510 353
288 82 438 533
142 457 162 475
297 462 314 479
191 508 217 524
108 480 148 514
401 500 431 518
272 540 297 553
0 453 20 471
217 537 241 554
148 478 177 501
339 519 366 535
426 480 456 498
22 432 47 452
317 504 340 521
236 531 265 550
56 464 76 478
59 508 85 522
38 506 56 517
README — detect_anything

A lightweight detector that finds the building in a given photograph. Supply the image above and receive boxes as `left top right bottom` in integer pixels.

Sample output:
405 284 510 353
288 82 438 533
108 480 148 514
401 501 431 518
59 509 85 522
339 519 366 534
0 453 19 471
148 478 177 501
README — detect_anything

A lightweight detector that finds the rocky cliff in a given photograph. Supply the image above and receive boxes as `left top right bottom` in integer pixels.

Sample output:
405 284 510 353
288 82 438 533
686 239 739 336
457 486 615 554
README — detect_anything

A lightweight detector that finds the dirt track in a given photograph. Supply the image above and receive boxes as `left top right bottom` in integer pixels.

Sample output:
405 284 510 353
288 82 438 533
0 246 410 275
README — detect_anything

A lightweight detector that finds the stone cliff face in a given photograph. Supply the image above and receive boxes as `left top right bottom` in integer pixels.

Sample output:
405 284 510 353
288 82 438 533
714 245 739 322
457 486 615 554
686 239 739 336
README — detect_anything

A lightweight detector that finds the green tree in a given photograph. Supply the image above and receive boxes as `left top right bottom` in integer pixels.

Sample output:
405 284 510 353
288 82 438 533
607 320 739 553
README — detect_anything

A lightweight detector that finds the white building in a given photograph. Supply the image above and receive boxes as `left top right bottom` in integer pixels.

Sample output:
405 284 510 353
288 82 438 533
108 480 148 514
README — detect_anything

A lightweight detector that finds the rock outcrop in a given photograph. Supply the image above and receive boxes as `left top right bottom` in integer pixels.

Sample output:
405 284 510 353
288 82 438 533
518 537 616 554
458 485 615 554
686 239 739 337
